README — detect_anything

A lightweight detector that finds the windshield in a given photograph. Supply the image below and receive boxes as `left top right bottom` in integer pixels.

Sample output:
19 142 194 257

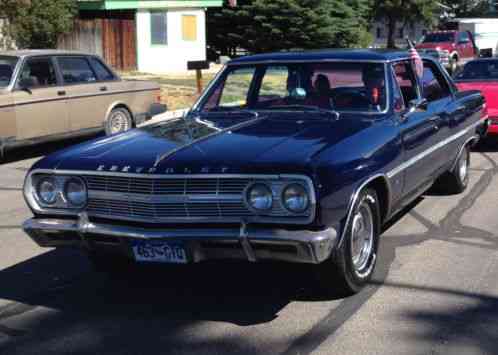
455 60 498 81
198 62 388 114
0 56 18 88
421 33 455 43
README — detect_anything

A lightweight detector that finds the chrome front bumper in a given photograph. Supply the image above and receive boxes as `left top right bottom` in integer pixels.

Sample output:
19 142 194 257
22 215 337 264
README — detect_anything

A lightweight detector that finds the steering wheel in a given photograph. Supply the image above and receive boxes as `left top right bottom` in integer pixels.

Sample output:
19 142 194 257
333 89 370 109
0 76 10 82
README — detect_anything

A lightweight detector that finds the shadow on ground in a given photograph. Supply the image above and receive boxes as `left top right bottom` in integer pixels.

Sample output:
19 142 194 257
0 152 498 354
1 132 103 165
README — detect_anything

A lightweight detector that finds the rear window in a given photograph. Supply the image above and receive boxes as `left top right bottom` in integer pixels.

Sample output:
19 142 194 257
455 61 498 81
421 32 455 43
0 56 18 88
58 57 97 84
89 57 116 81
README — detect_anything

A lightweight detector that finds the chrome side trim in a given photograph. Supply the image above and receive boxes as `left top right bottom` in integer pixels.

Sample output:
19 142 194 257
387 120 482 179
337 173 392 248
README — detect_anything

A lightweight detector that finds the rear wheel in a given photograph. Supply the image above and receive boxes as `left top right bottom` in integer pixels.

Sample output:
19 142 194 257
313 188 380 296
105 107 133 135
436 144 470 194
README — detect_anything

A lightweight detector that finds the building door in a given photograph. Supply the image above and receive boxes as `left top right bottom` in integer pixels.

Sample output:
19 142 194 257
102 11 137 71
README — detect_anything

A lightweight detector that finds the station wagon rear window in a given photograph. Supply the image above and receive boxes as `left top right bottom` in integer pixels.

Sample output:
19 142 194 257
201 62 388 114
0 56 18 88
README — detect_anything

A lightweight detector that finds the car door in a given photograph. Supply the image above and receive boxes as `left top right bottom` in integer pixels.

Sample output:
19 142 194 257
56 56 111 132
392 60 442 197
11 56 69 140
458 32 473 62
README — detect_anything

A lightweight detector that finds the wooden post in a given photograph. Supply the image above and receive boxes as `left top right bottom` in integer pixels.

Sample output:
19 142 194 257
196 69 202 94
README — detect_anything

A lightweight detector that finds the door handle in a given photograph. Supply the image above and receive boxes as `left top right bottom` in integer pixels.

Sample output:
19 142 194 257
100 86 108 92
57 90 66 96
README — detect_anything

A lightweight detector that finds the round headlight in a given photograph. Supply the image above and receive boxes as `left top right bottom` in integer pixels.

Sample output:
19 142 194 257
64 178 87 207
282 184 309 213
247 183 273 211
36 177 58 205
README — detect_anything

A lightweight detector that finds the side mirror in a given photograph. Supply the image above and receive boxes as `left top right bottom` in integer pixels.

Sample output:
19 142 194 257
401 98 428 120
17 78 35 94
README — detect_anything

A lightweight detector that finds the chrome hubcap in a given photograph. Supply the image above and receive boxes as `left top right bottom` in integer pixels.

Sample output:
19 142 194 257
459 150 468 182
351 199 374 273
109 112 129 134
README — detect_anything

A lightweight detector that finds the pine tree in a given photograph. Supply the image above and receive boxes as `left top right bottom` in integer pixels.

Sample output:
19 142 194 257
207 0 371 55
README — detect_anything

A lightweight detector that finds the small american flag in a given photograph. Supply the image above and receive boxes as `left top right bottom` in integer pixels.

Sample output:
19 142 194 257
407 39 424 79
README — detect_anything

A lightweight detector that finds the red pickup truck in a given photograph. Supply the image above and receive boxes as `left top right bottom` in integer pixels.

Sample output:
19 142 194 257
416 30 478 73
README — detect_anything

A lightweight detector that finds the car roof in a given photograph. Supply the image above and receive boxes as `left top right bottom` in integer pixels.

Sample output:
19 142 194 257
0 49 92 58
228 49 414 65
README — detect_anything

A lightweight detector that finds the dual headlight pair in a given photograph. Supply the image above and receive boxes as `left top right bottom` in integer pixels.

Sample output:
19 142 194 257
33 175 87 209
246 183 309 213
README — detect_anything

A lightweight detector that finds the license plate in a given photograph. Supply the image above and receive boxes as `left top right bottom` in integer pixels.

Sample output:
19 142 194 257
131 240 187 264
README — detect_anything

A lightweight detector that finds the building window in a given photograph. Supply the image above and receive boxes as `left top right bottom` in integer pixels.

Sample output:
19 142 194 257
151 11 167 45
182 15 197 41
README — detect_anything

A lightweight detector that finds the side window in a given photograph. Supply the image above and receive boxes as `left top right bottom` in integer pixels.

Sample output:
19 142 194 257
58 57 97 84
421 61 451 102
18 57 57 88
258 66 289 103
458 31 469 43
392 61 418 105
218 67 256 108
89 57 115 81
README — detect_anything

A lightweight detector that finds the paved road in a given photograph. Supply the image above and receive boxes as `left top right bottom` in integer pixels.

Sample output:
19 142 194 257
1 139 498 355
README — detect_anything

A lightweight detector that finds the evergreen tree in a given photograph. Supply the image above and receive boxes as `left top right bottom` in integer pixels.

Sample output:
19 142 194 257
207 0 371 55
442 0 491 18
371 0 437 48
0 0 78 49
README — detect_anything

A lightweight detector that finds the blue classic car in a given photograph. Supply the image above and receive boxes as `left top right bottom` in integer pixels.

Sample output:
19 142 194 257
22 50 487 294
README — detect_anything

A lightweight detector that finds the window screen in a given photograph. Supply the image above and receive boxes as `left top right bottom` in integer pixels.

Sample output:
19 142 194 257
182 15 197 41
151 11 167 45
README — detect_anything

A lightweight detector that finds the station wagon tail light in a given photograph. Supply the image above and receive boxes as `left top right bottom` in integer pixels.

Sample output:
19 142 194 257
26 174 87 210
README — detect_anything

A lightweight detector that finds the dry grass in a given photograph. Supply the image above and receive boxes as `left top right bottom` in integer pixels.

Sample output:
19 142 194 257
119 71 217 111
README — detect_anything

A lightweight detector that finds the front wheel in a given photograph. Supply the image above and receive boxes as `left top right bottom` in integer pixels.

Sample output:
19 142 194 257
313 188 380 296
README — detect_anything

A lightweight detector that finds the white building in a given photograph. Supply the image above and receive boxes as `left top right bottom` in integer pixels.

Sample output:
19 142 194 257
59 1 222 73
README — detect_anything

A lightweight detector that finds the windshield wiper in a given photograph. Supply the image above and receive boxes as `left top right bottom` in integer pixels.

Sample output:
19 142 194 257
267 105 340 120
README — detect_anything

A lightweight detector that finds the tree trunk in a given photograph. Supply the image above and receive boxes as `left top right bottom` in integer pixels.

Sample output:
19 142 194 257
386 16 397 49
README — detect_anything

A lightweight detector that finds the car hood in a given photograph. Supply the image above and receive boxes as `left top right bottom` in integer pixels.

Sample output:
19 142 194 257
34 112 372 175
416 42 454 52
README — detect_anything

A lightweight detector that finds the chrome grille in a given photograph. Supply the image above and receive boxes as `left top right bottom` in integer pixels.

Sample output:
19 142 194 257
82 175 312 223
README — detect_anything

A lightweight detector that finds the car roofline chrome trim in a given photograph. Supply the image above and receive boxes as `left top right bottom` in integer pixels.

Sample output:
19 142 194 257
227 58 391 65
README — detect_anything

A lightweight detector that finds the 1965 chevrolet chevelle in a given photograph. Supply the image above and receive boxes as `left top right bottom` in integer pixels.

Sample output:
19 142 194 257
22 50 487 294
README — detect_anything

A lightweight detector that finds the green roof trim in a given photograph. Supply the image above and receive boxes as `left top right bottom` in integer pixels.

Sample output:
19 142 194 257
78 0 223 10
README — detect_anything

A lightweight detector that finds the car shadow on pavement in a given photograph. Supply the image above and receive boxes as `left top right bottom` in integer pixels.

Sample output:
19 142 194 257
1 151 497 354
1 132 103 165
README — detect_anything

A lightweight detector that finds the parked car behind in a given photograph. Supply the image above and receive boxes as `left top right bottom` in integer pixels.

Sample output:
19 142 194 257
416 30 478 73
0 50 165 161
455 58 498 135
22 49 486 295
